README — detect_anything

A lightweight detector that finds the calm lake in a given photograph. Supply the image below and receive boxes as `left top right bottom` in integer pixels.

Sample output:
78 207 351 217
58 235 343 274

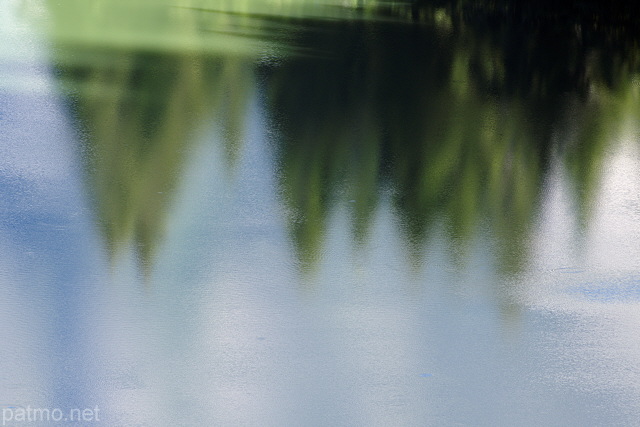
1 0 640 425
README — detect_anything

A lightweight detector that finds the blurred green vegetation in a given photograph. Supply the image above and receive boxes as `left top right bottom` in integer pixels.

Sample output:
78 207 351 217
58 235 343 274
263 0 640 272
55 49 255 272
266 16 547 272
41 0 263 270
30 0 640 274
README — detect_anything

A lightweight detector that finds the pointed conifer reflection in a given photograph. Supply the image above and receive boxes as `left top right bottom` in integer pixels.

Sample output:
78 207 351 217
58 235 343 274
41 0 640 277
39 0 306 274
54 49 254 271
266 1 640 274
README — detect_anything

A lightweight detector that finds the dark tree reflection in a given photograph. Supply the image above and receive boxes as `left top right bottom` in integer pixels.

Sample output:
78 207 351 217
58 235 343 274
264 0 639 272
40 0 640 276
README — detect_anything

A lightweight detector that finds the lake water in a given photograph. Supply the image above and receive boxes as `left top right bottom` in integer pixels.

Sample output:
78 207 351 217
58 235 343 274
1 0 640 425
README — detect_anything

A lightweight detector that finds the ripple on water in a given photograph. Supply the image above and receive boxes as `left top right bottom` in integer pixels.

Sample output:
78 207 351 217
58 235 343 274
568 275 640 302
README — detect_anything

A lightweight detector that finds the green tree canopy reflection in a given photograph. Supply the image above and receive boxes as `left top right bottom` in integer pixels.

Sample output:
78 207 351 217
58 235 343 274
264 0 640 272
36 0 640 276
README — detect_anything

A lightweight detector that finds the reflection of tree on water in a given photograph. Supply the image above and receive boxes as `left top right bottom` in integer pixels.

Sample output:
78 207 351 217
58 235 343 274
41 0 295 274
266 1 640 273
43 0 640 277
55 49 253 272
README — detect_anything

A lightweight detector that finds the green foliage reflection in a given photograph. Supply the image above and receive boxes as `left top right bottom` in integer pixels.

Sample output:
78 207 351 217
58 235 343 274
264 1 640 272
56 49 254 271
33 0 640 275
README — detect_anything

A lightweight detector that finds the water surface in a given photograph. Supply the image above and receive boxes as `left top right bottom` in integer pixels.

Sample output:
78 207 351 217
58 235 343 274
1 0 640 425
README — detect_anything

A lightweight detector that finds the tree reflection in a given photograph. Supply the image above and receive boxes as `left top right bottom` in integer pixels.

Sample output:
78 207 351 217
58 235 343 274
38 0 640 276
55 50 254 272
265 0 640 273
